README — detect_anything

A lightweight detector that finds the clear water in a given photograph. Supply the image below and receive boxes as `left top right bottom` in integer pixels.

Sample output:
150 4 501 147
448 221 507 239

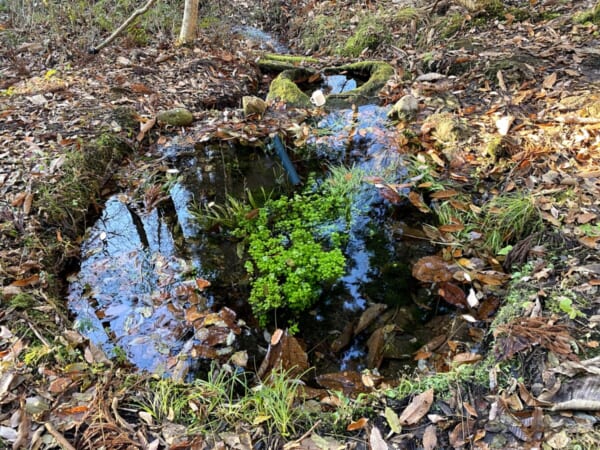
68 103 425 375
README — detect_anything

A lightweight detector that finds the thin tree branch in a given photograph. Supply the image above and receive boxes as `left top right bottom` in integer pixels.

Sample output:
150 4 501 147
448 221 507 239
88 0 158 54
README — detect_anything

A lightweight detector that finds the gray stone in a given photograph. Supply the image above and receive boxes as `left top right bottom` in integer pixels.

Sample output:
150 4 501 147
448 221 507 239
242 96 267 117
387 94 419 121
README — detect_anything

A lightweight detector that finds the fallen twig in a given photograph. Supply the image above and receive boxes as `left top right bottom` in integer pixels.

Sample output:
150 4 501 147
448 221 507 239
89 0 158 54
546 116 600 125
45 422 76 450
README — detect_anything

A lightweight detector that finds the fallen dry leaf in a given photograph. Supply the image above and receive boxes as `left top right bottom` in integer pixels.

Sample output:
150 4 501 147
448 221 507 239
346 417 368 431
422 424 438 450
369 426 388 450
430 189 459 199
384 406 401 434
137 116 156 142
452 352 482 365
408 190 431 213
9 274 40 287
399 388 434 425
542 71 558 89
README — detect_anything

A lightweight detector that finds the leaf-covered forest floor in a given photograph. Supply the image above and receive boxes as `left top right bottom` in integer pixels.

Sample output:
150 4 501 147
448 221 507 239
1 0 600 448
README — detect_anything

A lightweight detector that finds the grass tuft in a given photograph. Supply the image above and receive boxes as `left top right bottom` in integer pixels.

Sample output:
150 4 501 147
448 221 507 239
482 193 542 254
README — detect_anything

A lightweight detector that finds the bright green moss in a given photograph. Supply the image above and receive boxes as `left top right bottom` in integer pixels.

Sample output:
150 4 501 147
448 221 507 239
339 16 390 57
266 69 313 108
234 178 354 328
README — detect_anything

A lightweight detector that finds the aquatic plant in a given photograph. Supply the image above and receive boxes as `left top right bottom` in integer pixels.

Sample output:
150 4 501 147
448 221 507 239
234 172 362 328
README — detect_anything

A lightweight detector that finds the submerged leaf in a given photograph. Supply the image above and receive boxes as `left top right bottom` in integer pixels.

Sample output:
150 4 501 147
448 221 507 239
354 303 387 336
438 282 467 308
412 256 453 283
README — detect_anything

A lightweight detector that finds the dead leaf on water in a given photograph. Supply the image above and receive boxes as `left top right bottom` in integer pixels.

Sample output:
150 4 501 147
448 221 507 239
257 329 309 380
316 371 370 396
412 256 453 283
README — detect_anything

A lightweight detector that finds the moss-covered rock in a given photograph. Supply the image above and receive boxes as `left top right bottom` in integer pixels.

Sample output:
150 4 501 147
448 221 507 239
111 106 139 131
266 68 314 108
157 107 194 126
324 61 395 107
264 58 395 109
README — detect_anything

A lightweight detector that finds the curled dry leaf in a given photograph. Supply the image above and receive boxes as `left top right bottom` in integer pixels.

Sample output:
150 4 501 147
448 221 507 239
271 328 284 346
408 191 431 213
195 278 211 290
495 115 514 136
347 417 368 431
258 329 309 380
466 288 479 308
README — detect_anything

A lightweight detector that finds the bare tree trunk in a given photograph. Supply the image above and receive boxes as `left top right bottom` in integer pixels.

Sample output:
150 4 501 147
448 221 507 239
178 0 200 44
